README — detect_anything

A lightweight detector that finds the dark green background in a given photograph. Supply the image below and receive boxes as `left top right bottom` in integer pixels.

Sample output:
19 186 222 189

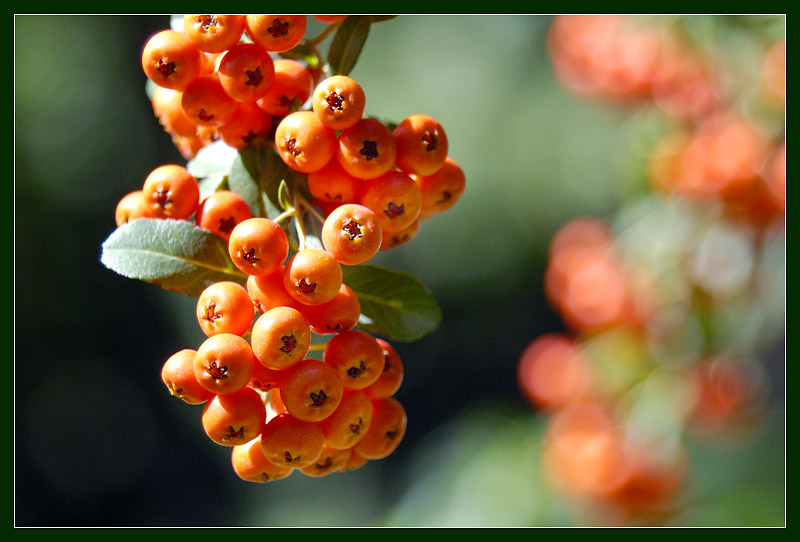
14 15 785 527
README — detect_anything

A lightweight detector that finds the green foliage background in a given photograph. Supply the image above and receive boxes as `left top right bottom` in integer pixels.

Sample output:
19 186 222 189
14 14 784 527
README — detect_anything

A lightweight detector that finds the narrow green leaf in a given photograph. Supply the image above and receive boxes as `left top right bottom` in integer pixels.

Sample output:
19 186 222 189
100 218 247 297
229 142 304 220
278 179 292 212
342 264 442 342
228 144 268 218
327 15 372 76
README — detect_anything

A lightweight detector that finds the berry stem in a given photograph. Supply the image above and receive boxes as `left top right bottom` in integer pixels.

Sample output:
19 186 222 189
305 22 340 49
274 207 297 225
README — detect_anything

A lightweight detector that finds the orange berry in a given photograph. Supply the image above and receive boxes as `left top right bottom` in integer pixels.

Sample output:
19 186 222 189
115 190 153 227
517 333 593 410
248 363 283 394
183 15 246 54
181 74 239 128
196 281 255 337
364 339 404 399
275 110 338 173
250 306 311 370
245 15 308 53
282 248 343 306
194 333 257 395
321 203 383 265
318 389 374 450
279 358 344 423
228 217 290 277
323 330 385 391
217 42 276 103
307 155 364 206
343 448 369 471
141 29 203 90
217 101 273 150
260 412 325 469
380 218 420 251
393 114 449 176
256 58 314 117
231 434 294 482
312 15 348 24
299 445 352 477
353 396 407 460
359 170 422 234
268 388 288 415
336 118 397 180
298 283 361 335
151 86 198 138
161 349 214 405
247 266 303 314
201 385 266 446
195 190 253 242
141 164 200 220
412 157 466 219
312 75 366 130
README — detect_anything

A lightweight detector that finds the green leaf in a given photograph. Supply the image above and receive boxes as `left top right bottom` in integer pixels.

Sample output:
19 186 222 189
278 41 321 68
186 140 239 179
277 179 292 212
100 218 247 297
342 264 442 342
187 140 237 200
327 15 372 76
228 142 281 219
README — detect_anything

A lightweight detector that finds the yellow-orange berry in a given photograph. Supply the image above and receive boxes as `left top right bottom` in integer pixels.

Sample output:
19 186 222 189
245 15 308 53
194 333 257 395
275 110 338 174
228 217 290 277
250 306 312 371
195 190 253 242
312 75 366 130
231 434 294 482
413 157 466 219
141 29 203 90
141 164 200 220
359 170 422 235
282 248 343 306
393 114 449 176
183 15 246 54
196 281 255 337
336 118 397 180
321 203 383 265
260 411 325 469
354 396 407 460
201 385 266 446
115 190 153 227
161 349 214 405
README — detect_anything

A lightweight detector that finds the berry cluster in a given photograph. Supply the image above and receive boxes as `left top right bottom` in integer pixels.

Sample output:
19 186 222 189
161 281 408 480
519 15 784 524
109 15 465 483
137 14 465 248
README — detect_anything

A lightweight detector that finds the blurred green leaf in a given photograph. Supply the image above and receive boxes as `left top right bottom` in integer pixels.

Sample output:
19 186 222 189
327 15 372 76
342 264 442 342
279 40 321 68
186 140 238 179
100 218 246 296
